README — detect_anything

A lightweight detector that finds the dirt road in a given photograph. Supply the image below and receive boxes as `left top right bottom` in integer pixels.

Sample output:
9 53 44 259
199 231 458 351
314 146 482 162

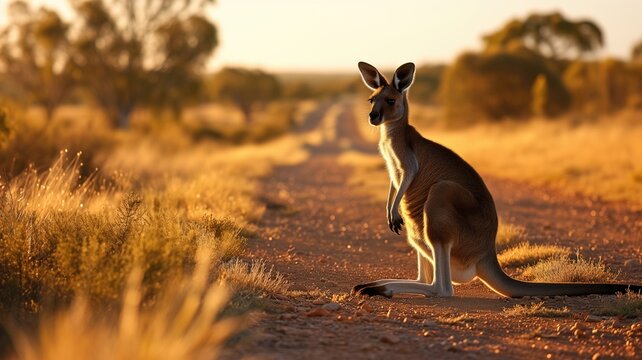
224 101 642 359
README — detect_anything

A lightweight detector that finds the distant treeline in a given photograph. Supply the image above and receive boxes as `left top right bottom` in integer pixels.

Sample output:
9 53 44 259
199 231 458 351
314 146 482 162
285 12 642 124
414 12 642 123
440 11 642 123
2 4 642 129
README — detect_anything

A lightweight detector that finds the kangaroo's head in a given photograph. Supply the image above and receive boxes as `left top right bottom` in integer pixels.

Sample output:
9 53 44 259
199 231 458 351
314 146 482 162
357 62 415 126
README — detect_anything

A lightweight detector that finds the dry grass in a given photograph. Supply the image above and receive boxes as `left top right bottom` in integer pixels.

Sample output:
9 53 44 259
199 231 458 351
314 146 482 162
498 242 570 268
503 302 571 318
0 104 307 356
10 249 247 360
520 255 619 283
0 132 306 314
596 291 642 318
496 222 527 251
219 259 289 296
436 313 474 325
0 156 249 313
415 110 642 207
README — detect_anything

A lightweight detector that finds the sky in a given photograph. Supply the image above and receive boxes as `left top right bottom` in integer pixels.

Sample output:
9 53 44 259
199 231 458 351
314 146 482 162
5 0 642 73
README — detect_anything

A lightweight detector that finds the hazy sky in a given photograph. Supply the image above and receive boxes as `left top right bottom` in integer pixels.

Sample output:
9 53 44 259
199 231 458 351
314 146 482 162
7 0 642 72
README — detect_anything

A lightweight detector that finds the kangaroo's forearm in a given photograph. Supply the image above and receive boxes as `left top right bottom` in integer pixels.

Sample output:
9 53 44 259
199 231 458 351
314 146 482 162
391 171 415 213
386 182 395 212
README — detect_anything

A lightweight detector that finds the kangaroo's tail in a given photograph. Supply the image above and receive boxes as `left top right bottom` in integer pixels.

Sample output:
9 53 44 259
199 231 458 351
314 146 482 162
475 254 642 298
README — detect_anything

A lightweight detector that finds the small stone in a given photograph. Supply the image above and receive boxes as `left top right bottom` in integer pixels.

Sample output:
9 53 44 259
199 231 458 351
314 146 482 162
306 308 332 317
360 343 376 352
322 302 341 311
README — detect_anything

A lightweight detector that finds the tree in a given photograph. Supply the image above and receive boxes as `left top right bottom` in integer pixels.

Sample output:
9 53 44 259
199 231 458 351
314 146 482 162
209 67 282 124
0 1 73 121
71 0 218 128
483 12 603 60
441 51 570 123
563 59 631 114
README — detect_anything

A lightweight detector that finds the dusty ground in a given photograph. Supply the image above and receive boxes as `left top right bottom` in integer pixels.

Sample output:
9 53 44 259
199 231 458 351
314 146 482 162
223 101 642 360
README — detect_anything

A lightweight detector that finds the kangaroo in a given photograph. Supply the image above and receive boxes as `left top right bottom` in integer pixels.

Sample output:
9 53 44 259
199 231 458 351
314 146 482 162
353 61 642 298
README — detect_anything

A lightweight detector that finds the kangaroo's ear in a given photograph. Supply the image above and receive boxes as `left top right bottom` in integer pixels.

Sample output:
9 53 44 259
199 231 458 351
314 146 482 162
358 61 388 90
392 62 415 92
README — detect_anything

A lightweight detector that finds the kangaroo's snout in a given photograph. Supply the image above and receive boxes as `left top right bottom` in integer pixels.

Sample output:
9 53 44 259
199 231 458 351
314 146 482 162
369 110 382 125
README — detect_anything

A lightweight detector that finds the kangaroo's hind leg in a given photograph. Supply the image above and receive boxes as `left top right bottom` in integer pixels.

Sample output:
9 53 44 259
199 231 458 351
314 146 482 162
355 181 477 298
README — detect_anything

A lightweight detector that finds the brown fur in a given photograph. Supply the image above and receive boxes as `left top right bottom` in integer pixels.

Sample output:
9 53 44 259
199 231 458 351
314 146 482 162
379 94 498 267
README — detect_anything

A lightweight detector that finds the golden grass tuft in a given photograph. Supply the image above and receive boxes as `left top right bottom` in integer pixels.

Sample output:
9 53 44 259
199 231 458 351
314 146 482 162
596 291 642 318
10 249 247 360
503 302 571 318
219 259 289 296
520 255 619 283
495 222 527 251
498 242 569 268
436 313 474 325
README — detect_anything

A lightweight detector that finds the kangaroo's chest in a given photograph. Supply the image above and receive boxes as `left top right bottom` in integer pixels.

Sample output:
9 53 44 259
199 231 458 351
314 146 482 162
379 140 416 189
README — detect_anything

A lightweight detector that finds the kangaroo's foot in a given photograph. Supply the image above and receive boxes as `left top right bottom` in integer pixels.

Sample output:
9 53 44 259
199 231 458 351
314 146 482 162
353 280 451 298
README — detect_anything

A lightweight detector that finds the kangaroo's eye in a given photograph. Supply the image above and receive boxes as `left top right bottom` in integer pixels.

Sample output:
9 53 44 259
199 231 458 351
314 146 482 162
386 99 396 105
368 98 374 104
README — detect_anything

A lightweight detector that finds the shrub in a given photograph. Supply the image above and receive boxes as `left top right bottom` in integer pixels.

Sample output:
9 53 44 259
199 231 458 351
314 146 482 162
495 223 527 251
498 242 569 268
0 156 247 314
441 50 570 124
521 255 619 282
